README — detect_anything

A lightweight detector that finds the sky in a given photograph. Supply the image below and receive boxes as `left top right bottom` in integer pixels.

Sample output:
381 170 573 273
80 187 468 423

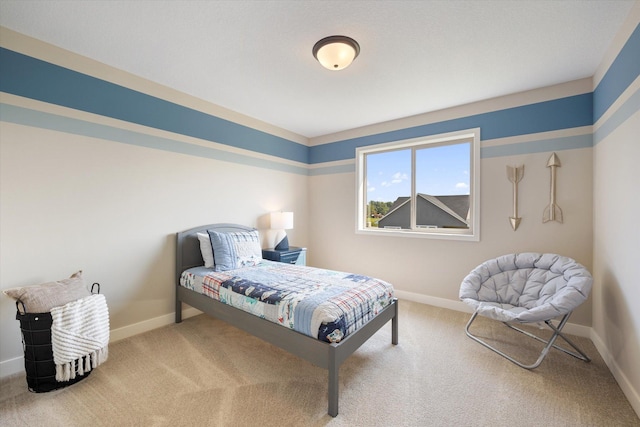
366 142 470 203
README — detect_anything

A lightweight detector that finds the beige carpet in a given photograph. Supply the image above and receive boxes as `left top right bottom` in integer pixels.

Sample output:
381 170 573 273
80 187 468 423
1 300 638 427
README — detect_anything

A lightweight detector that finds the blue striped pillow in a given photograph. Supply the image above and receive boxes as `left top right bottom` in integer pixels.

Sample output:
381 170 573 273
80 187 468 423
208 230 263 271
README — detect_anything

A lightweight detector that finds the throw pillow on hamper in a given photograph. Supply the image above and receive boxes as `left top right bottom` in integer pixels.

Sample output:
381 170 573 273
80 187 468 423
3 271 91 313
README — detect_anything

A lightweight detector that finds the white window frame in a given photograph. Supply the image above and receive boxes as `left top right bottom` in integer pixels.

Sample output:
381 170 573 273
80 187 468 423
355 128 480 241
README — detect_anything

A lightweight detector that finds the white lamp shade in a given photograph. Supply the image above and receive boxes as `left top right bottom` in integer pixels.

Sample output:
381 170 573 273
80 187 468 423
270 211 294 230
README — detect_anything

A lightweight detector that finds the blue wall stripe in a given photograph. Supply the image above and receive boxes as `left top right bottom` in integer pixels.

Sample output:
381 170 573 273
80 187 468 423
3 100 600 177
481 134 593 158
0 47 308 164
593 23 640 123
594 86 640 145
5 37 636 168
304 134 596 173
309 94 593 164
309 163 356 176
0 103 309 175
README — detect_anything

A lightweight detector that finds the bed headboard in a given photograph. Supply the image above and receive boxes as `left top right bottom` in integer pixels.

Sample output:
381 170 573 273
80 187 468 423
175 223 256 286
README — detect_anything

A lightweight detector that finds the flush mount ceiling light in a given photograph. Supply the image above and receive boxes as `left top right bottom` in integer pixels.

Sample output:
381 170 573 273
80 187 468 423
312 35 360 71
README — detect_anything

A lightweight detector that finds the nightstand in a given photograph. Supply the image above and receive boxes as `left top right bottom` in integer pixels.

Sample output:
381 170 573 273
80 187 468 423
262 247 306 266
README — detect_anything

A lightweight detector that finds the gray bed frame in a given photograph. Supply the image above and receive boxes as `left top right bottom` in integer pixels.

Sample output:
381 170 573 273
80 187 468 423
175 223 398 417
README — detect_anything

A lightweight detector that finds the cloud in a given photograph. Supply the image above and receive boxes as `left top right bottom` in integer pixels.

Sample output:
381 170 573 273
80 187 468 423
455 182 469 189
392 172 408 181
379 172 408 188
389 172 408 184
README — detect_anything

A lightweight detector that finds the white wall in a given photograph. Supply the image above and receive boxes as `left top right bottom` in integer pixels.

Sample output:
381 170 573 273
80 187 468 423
0 116 309 373
592 106 640 415
591 4 640 416
0 29 309 375
308 84 594 327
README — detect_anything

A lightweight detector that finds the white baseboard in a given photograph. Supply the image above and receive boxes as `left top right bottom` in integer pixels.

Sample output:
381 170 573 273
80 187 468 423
590 328 640 419
109 306 202 342
394 289 475 314
0 356 25 379
0 306 202 379
394 289 591 338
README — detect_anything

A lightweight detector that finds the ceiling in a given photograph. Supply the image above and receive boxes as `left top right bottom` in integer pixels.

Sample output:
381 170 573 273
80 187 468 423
0 1 635 139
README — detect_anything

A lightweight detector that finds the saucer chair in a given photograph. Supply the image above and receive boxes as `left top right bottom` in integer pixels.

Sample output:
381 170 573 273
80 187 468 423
459 253 593 369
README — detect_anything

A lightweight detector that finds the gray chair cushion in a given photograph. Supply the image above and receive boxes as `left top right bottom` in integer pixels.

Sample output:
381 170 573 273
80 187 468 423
459 253 592 323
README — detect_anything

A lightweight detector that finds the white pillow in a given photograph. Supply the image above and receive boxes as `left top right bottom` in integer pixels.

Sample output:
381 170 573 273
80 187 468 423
197 232 214 268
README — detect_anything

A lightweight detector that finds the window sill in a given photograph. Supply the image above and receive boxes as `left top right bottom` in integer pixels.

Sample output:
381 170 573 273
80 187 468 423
356 227 480 242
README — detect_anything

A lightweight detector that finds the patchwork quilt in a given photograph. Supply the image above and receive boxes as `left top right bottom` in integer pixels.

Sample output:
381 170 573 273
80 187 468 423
180 261 394 343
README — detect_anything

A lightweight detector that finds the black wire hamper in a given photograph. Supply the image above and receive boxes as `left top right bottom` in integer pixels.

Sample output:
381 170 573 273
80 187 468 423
15 282 100 392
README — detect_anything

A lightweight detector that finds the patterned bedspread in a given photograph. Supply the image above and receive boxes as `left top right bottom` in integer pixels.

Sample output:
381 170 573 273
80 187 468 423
180 261 395 343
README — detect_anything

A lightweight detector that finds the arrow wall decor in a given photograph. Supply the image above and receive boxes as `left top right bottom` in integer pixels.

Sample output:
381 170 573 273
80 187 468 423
507 165 524 230
543 152 563 223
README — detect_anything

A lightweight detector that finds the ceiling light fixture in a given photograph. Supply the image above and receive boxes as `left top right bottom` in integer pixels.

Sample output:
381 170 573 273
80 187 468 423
312 35 360 71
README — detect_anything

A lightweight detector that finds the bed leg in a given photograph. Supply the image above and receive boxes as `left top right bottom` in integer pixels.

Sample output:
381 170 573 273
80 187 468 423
175 298 182 324
392 299 399 345
328 346 338 417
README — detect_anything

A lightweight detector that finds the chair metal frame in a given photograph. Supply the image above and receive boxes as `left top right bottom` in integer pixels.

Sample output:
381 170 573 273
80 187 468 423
464 310 591 369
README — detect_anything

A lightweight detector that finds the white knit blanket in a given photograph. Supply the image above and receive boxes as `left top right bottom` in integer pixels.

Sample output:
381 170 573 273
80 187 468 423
50 294 110 382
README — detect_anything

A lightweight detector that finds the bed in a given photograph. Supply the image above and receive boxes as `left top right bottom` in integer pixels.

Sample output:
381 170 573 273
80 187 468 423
175 223 398 417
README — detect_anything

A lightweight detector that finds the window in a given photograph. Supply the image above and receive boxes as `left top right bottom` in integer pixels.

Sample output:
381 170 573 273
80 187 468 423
356 128 480 241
